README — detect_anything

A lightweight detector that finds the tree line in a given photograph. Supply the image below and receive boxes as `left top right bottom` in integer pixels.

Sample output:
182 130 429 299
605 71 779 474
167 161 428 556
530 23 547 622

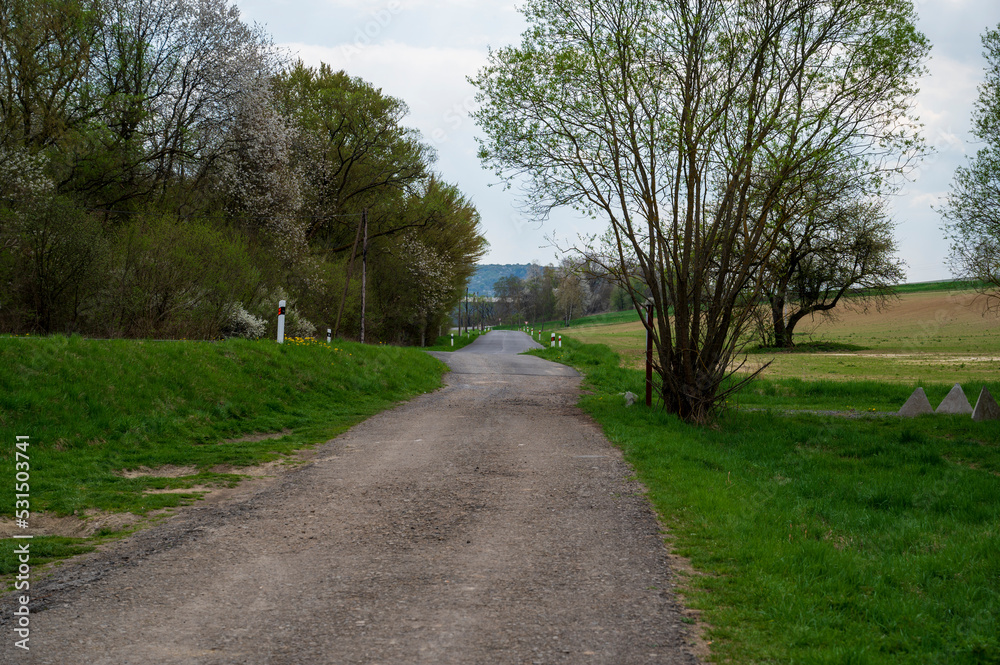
457 260 629 331
0 0 486 343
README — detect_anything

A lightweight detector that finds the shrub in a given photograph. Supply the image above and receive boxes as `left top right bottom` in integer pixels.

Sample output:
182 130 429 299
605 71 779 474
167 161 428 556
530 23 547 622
221 305 267 339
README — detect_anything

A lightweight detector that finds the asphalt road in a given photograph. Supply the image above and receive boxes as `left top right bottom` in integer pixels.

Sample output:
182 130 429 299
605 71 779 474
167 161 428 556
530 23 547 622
427 330 576 377
2 331 701 664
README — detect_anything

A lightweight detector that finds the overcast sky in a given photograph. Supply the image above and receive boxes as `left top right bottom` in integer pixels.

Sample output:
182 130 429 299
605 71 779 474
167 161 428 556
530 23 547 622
234 0 1000 282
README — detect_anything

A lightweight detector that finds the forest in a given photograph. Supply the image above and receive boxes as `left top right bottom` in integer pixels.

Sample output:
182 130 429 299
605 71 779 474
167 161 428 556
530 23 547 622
0 0 486 344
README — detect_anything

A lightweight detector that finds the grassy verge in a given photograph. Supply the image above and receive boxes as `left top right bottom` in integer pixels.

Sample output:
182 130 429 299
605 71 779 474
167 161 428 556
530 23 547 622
423 329 486 351
531 337 1000 664
1 335 445 577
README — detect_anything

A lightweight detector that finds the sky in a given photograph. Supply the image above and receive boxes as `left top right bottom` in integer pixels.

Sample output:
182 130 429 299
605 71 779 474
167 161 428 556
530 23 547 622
234 0 1000 282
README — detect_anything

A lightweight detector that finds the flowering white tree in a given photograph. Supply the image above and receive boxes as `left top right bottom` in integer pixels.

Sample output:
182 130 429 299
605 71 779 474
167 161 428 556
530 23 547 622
79 0 280 206
399 234 455 346
220 77 309 266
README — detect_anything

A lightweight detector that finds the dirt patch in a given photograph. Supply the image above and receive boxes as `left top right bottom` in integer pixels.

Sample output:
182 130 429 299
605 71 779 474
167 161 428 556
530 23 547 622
0 510 144 538
142 486 214 495
119 465 198 479
221 428 292 444
209 458 306 477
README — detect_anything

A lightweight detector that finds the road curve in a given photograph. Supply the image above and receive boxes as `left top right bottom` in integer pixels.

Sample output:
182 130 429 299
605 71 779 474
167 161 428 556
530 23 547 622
1 331 700 664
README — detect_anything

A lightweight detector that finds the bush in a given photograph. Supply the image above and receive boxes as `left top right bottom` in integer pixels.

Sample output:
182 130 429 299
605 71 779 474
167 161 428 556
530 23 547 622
0 194 108 334
101 217 261 339
220 304 267 339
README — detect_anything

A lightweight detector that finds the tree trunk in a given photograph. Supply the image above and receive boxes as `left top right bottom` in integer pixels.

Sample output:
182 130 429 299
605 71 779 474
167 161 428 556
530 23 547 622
771 296 791 348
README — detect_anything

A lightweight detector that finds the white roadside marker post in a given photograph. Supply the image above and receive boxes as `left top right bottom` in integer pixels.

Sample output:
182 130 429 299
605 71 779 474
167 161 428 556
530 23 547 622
451 333 454 347
559 335 562 348
327 328 332 344
551 332 555 348
277 300 286 344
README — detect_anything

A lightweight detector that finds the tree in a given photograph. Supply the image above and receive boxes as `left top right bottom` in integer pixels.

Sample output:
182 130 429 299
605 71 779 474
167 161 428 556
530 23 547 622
272 62 432 252
493 274 525 324
941 23 1000 305
0 0 100 151
556 269 589 325
757 169 906 347
472 0 927 423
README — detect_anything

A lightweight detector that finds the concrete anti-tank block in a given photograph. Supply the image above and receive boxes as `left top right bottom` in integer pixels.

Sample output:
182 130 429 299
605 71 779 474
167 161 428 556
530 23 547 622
972 387 1000 422
898 387 933 417
936 383 974 415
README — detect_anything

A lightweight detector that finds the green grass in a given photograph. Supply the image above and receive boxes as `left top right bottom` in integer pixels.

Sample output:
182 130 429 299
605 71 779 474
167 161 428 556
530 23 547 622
0 537 96 574
888 279 986 295
423 329 487 351
0 334 445 576
531 337 1000 664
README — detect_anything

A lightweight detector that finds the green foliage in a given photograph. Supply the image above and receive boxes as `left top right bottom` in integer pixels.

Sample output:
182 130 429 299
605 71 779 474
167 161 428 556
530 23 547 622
103 217 262 339
942 24 1000 300
0 193 108 334
0 7 487 343
532 337 1000 663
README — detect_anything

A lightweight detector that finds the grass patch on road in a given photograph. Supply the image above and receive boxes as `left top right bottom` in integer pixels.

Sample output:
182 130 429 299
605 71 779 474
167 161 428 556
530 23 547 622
532 337 1000 664
0 335 445 576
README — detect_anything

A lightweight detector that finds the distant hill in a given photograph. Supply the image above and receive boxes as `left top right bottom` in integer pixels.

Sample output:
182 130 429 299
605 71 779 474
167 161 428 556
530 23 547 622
466 264 532 295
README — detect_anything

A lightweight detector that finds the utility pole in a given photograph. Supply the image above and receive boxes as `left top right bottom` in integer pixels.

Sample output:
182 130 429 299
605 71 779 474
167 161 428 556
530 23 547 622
360 208 368 344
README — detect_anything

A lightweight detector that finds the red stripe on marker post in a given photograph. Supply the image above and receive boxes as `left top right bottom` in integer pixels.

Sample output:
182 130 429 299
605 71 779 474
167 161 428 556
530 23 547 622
277 299 286 344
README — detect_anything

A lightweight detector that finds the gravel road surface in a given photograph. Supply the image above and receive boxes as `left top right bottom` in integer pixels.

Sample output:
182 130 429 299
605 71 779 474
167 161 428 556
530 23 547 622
2 330 700 664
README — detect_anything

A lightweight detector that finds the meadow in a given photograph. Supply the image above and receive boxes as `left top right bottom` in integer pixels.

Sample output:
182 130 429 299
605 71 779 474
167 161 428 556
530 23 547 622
560 288 1000 385
529 285 1000 664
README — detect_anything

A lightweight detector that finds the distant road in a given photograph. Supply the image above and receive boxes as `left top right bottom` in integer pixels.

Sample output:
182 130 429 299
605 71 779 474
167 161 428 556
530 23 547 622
428 330 577 377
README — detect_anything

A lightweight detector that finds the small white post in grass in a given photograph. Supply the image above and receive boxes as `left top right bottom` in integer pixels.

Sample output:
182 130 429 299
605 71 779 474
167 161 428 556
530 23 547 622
551 332 555 348
559 335 562 348
277 300 286 344
451 333 454 347
327 328 332 344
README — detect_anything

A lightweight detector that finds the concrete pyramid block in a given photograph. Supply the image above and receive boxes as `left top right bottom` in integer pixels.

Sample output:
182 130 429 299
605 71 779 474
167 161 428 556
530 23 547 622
936 383 974 415
972 387 1000 422
899 387 933 417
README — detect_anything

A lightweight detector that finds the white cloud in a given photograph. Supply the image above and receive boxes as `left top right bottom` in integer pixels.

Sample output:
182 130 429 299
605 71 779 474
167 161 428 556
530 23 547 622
282 40 484 138
913 53 983 157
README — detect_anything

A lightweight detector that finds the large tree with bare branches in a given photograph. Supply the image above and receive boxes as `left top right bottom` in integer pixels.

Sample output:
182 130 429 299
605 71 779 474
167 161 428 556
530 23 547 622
472 0 927 423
